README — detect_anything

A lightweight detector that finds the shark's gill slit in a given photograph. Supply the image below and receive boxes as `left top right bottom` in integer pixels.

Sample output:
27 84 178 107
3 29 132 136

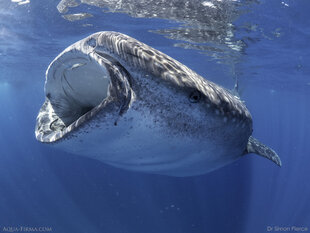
47 54 111 128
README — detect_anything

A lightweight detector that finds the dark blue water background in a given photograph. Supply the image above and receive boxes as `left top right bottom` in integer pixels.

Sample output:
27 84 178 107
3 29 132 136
0 0 309 232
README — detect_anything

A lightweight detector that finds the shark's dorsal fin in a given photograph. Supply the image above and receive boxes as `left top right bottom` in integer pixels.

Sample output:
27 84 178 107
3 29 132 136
245 136 282 167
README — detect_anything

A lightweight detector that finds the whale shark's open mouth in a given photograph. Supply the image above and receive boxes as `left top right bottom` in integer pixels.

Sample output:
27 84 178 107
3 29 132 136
35 49 113 142
46 55 110 127
35 40 134 143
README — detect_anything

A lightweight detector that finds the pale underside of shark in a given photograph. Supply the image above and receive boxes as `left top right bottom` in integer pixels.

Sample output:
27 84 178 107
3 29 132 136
35 31 281 177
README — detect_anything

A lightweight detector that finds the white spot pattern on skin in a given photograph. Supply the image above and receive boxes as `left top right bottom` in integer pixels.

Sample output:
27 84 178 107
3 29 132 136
97 32 250 116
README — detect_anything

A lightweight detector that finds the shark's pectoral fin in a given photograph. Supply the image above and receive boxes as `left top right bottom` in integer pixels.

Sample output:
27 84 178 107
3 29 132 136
245 136 282 167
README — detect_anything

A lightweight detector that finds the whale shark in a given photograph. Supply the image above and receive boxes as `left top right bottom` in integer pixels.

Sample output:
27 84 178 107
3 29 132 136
35 31 281 176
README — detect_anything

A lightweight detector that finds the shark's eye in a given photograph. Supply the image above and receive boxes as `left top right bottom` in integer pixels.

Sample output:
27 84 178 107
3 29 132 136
189 90 201 103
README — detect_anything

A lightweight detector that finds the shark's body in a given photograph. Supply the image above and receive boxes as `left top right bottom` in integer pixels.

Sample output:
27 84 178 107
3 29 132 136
35 31 281 176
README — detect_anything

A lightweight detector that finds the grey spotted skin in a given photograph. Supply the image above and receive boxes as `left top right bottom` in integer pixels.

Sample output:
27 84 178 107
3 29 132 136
35 31 281 176
246 136 282 166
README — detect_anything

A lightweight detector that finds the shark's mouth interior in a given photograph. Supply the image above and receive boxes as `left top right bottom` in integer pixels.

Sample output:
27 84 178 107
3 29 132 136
36 47 133 143
46 56 110 128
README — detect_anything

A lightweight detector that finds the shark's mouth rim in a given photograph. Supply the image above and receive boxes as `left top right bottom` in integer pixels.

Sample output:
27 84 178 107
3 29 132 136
35 63 134 144
35 38 134 143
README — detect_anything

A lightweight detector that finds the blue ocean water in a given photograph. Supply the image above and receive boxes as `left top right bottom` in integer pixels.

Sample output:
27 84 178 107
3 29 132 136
0 0 309 233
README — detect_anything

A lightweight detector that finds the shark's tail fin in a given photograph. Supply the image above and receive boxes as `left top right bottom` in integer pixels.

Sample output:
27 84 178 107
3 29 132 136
245 136 282 167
